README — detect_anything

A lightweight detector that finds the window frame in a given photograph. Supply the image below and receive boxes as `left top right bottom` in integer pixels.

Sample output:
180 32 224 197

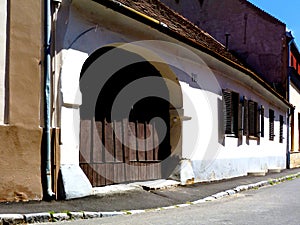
260 105 264 138
247 100 259 139
223 89 240 138
279 115 284 143
243 98 260 140
269 109 275 141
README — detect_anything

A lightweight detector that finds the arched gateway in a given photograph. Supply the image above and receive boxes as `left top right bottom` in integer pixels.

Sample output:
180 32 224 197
79 45 183 186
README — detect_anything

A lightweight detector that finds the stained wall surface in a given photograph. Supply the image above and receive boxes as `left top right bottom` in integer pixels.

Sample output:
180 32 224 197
0 0 43 202
161 0 288 95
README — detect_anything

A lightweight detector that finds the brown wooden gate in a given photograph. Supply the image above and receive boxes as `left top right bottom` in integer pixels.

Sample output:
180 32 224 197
79 118 162 186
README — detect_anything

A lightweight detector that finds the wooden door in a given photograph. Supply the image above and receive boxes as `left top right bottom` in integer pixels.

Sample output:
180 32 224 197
79 118 162 186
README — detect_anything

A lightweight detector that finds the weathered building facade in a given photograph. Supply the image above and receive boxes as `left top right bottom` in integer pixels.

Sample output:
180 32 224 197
0 0 43 201
0 0 293 201
287 32 300 168
161 0 300 169
54 0 290 198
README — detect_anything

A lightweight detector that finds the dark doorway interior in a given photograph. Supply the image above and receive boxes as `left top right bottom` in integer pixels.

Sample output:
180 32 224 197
79 46 171 186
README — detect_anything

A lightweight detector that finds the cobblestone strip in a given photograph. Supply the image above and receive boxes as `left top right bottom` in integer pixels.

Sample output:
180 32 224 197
1 172 299 224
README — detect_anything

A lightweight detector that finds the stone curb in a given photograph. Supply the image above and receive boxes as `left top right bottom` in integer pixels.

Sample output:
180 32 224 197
1 172 299 224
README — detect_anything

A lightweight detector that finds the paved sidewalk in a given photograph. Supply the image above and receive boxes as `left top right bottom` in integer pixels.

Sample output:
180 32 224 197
0 168 300 224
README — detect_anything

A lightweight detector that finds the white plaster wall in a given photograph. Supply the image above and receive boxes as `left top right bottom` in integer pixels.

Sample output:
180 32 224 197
57 1 288 184
58 3 150 165
58 2 186 165
59 48 87 165
179 66 287 182
0 0 7 124
290 83 300 152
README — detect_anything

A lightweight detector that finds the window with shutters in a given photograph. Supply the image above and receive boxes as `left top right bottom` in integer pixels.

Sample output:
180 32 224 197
279 115 284 143
223 90 239 137
260 106 264 137
243 98 260 138
248 100 259 138
269 109 275 141
243 97 248 136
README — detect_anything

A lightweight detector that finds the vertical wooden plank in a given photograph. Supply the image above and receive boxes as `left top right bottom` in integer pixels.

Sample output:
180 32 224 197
149 163 156 180
146 163 153 180
82 164 92 185
151 163 161 180
131 162 139 181
79 163 85 177
94 164 100 187
139 163 147 181
123 119 129 163
125 163 132 182
128 121 137 161
122 119 130 181
153 123 159 161
137 122 146 161
114 163 125 183
114 121 123 162
88 164 94 186
146 123 154 161
157 163 162 179
92 164 98 187
105 164 114 185
105 119 115 162
80 120 91 163
113 164 119 183
97 164 106 187
93 121 103 163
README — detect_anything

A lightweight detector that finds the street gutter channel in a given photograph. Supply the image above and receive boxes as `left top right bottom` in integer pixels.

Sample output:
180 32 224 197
0 172 300 224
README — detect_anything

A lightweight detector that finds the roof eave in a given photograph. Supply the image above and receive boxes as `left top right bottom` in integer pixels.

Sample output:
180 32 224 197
93 0 292 108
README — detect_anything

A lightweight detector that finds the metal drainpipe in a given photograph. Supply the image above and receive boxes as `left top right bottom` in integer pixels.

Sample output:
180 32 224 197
44 0 54 199
286 36 294 169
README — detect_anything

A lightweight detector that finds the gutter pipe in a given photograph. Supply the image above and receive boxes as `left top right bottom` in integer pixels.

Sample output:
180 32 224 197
44 0 54 199
286 35 295 169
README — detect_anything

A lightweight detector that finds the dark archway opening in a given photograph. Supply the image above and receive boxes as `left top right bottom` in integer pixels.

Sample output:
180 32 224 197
79 46 171 186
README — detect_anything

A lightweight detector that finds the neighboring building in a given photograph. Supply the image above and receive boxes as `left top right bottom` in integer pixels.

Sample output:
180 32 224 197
0 1 44 202
0 0 292 202
160 0 288 96
287 32 300 168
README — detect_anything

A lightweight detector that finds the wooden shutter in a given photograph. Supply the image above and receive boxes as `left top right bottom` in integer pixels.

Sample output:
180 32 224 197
256 102 260 139
243 97 248 136
260 106 264 137
238 102 243 145
223 90 239 137
232 92 239 137
269 109 275 141
248 101 255 136
279 115 283 143
223 90 233 134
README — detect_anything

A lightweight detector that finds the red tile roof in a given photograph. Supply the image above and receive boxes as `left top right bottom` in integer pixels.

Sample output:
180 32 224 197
97 0 245 66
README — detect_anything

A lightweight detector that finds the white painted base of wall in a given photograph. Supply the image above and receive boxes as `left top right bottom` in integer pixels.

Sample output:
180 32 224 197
60 164 92 199
190 156 286 182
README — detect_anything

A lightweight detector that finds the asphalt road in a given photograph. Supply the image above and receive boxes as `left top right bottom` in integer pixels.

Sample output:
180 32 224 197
41 177 300 225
